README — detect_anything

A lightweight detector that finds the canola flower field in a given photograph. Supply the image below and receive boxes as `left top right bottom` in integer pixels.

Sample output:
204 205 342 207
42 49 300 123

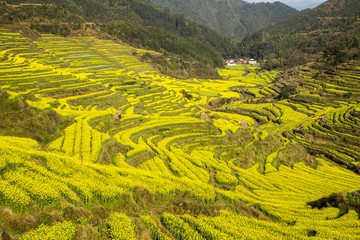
0 28 360 239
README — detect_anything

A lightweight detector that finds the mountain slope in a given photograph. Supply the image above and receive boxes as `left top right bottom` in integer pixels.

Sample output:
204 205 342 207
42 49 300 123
6 0 234 57
1 25 360 239
2 0 234 78
148 0 299 39
235 0 360 69
268 0 360 35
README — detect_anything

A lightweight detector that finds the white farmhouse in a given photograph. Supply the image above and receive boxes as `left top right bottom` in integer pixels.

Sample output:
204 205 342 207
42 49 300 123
249 59 257 65
226 59 236 66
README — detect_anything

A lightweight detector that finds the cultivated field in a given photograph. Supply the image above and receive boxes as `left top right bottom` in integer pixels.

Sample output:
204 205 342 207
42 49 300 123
0 28 360 239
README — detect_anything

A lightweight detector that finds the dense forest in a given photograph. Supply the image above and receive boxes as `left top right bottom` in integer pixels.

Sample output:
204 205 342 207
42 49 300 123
234 0 360 70
4 0 234 54
148 0 299 39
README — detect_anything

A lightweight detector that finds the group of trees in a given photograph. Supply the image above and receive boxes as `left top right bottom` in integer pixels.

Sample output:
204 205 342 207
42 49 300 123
0 2 83 24
233 26 360 70
5 0 233 57
233 0 360 70
102 21 223 68
149 0 299 39
30 24 71 37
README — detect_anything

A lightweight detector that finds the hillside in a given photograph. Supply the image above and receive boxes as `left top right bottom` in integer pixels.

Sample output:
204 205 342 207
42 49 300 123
1 0 234 79
148 0 299 39
235 0 360 68
5 0 234 55
0 26 360 239
1 0 360 239
268 0 360 35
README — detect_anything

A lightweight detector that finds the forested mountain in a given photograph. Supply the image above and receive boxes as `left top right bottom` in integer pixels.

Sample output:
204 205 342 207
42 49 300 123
6 0 233 55
268 0 360 35
235 0 360 69
2 0 236 78
148 0 299 39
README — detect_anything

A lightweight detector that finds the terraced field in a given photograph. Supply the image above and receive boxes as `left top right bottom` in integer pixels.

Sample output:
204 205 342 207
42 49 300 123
1 28 360 239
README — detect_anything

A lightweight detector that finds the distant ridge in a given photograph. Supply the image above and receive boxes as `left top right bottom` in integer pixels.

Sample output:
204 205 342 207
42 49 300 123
235 0 360 68
148 0 298 39
244 0 326 11
268 0 360 35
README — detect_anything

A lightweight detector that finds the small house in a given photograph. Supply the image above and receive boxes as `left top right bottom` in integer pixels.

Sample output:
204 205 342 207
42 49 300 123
237 59 243 64
249 59 257 65
226 59 236 66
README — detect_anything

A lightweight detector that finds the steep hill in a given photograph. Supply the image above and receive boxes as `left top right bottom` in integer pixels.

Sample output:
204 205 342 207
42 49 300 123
268 0 360 35
5 0 234 56
148 0 298 39
236 0 360 69
1 0 233 78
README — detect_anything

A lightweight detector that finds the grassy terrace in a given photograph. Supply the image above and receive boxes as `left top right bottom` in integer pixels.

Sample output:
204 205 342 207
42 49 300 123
0 28 360 239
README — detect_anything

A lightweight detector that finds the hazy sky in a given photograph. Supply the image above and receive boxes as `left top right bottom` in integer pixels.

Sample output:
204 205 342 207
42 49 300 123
245 0 327 10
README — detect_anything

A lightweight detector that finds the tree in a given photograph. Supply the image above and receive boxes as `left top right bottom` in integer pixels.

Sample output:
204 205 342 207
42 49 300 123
323 45 347 67
277 85 297 100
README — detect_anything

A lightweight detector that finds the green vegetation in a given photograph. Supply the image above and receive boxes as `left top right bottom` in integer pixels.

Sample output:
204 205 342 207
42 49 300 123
0 91 72 146
236 0 360 69
0 1 85 37
101 21 223 79
1 0 233 79
148 0 298 39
